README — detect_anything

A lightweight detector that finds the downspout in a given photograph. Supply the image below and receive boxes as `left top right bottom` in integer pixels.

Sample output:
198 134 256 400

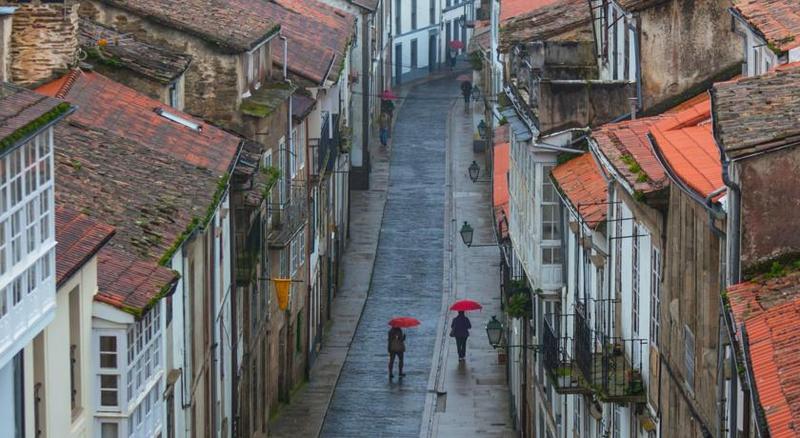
630 15 643 111
361 10 371 187
208 220 218 437
228 198 238 437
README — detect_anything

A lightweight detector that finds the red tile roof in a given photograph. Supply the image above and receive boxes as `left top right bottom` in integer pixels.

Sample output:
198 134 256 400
592 116 668 195
95 0 280 53
261 0 355 85
0 82 71 148
96 248 179 313
493 142 510 238
712 63 800 160
499 0 591 51
732 0 800 53
38 70 240 174
38 71 240 315
648 96 724 200
728 272 800 437
551 153 608 228
55 207 115 287
500 0 560 21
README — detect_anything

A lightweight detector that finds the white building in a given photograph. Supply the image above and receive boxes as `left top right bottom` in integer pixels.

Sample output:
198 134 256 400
390 0 477 84
0 83 71 437
729 1 800 77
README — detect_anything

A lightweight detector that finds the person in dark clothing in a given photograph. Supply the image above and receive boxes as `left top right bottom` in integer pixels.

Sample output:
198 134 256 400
460 80 472 112
379 112 390 147
451 311 471 360
388 326 406 378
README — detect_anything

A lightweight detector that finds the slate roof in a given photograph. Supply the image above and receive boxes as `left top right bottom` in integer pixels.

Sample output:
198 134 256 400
79 19 192 84
38 71 242 314
727 271 800 438
55 206 115 287
0 82 72 151
712 62 800 160
96 0 280 53
551 153 608 228
265 0 356 84
349 0 377 12
615 0 671 12
499 0 592 52
649 96 724 200
292 91 317 121
732 0 800 53
592 116 668 195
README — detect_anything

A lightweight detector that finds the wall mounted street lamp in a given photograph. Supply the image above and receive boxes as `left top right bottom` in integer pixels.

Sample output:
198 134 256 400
459 221 497 248
468 160 491 183
485 315 543 352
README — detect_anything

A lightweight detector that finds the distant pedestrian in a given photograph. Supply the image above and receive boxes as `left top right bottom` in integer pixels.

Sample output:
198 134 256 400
379 112 390 147
450 311 471 360
381 94 395 119
446 49 454 71
460 80 473 112
388 326 406 378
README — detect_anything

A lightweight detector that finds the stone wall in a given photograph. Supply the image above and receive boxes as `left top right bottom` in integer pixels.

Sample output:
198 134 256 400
639 0 742 112
537 80 634 134
0 15 12 82
9 1 79 86
80 1 245 132
739 146 800 275
659 185 722 437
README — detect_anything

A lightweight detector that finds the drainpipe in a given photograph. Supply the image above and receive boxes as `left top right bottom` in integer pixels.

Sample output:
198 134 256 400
281 34 288 80
631 16 643 112
703 186 726 239
721 158 741 284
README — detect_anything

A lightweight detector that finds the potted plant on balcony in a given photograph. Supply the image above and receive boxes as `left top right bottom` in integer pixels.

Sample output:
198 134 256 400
506 293 530 319
626 369 644 395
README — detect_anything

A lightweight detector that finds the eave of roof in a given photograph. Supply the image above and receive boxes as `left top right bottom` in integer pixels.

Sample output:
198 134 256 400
499 0 592 52
0 82 74 155
551 153 608 228
731 0 800 53
55 206 116 287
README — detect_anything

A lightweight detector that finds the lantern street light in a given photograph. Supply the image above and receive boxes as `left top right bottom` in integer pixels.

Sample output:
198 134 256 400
459 221 496 248
477 120 488 139
485 315 544 352
468 160 490 183
486 315 504 347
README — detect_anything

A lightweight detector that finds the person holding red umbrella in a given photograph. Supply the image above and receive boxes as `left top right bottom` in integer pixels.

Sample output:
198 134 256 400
387 317 418 378
449 300 481 360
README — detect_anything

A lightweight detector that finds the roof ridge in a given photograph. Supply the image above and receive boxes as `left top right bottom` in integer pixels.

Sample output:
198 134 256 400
55 69 82 100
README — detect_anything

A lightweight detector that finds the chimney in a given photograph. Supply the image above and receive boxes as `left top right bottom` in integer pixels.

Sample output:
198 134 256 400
9 0 79 86
0 7 15 82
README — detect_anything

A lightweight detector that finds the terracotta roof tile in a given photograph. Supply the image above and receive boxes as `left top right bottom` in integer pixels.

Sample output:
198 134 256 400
499 0 591 51
0 82 70 147
592 116 668 194
615 0 671 11
38 70 240 174
79 19 192 84
648 96 724 199
712 63 800 160
732 0 800 52
493 143 510 238
727 271 800 437
500 0 561 21
96 0 280 53
55 206 115 287
551 153 608 228
37 71 240 314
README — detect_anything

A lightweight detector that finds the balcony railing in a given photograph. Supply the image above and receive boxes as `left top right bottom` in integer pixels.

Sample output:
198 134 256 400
594 336 647 403
266 185 307 248
543 315 593 395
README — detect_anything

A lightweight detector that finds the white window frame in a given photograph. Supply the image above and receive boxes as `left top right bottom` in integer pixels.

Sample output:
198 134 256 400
100 421 120 438
540 164 561 265
650 246 662 347
632 222 640 334
96 332 124 411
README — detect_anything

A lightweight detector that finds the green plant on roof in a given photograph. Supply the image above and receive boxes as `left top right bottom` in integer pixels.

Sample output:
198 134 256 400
261 165 282 199
69 159 82 170
0 102 72 154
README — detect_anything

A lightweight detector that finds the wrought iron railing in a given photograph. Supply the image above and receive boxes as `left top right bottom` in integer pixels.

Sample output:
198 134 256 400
596 335 647 402
542 315 593 395
266 185 307 248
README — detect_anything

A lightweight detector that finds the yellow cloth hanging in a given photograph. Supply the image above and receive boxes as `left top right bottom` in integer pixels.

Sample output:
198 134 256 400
273 278 292 310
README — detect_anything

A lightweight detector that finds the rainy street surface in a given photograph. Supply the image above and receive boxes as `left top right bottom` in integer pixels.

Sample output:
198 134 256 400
320 77 454 437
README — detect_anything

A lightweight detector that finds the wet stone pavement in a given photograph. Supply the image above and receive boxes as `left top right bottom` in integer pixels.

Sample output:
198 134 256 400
320 78 456 437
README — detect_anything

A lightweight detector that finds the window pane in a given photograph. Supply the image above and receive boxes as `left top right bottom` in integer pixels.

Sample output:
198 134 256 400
101 422 119 438
100 336 117 352
101 390 118 407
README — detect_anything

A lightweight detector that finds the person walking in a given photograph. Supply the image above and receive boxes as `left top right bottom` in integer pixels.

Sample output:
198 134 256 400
460 80 473 112
379 112 390 147
388 326 406 378
451 311 471 361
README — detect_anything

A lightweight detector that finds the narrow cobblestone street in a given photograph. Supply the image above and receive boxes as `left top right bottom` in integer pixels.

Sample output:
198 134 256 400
321 77 454 437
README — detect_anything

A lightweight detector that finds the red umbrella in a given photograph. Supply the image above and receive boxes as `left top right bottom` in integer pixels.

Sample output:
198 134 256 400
380 89 398 100
389 317 421 328
450 299 483 312
456 74 471 82
449 40 464 50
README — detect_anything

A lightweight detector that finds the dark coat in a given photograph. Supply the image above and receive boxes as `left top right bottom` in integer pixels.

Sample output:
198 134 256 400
388 327 406 353
451 314 471 338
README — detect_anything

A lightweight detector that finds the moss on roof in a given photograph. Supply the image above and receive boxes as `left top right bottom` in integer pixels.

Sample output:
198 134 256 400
240 81 297 118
